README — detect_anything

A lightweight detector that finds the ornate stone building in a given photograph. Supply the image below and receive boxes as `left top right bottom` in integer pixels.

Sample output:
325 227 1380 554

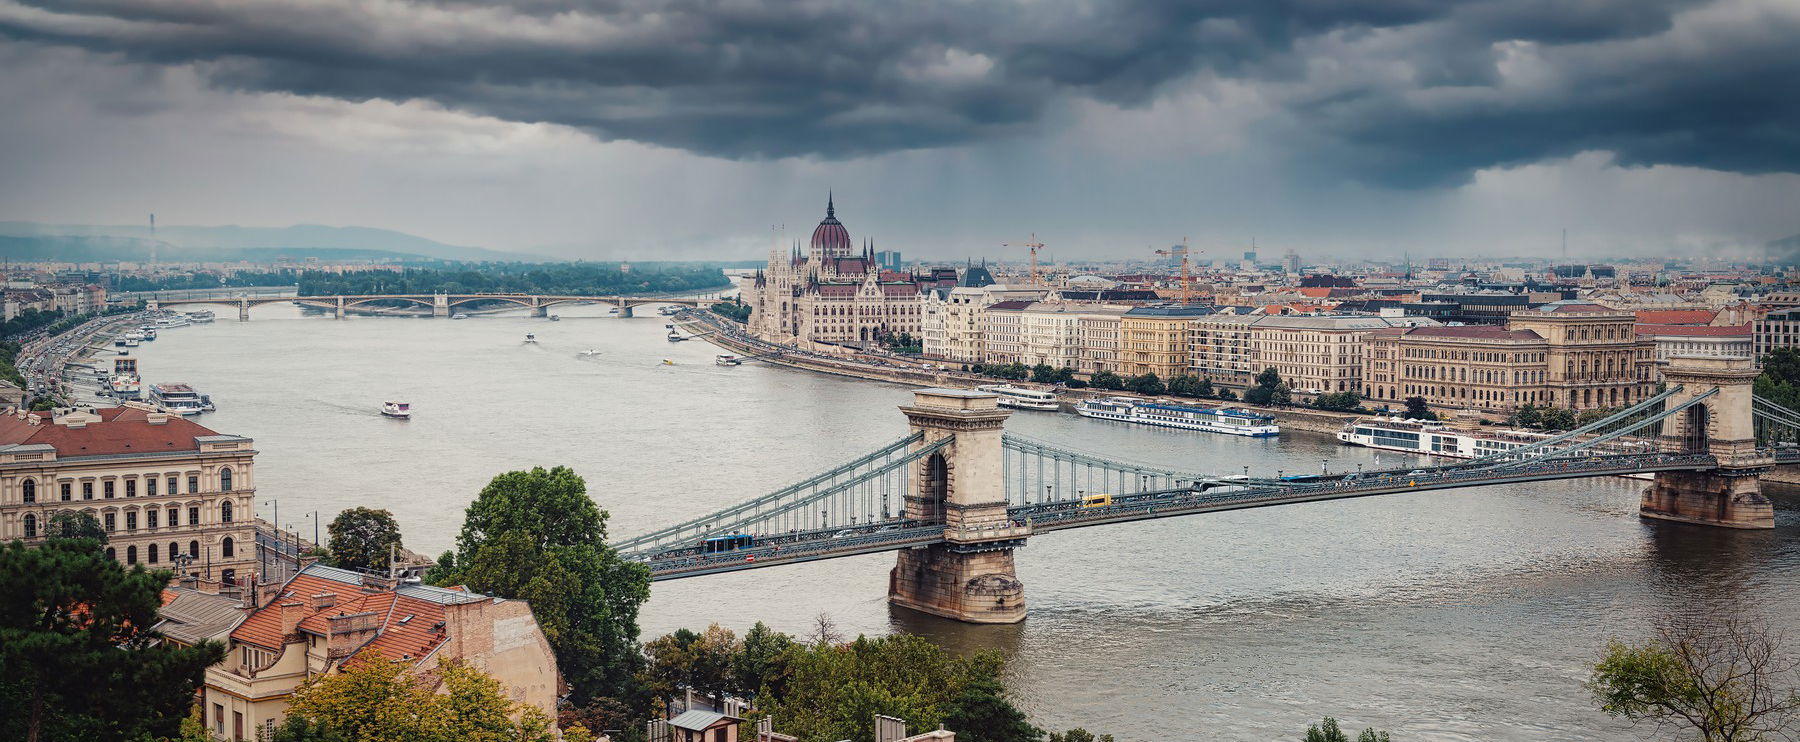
742 196 945 345
0 405 257 585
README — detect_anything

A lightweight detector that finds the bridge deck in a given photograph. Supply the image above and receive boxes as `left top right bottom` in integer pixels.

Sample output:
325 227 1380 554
640 452 1719 580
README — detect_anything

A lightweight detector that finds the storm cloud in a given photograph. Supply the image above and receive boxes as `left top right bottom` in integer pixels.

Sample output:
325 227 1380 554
2 0 1791 187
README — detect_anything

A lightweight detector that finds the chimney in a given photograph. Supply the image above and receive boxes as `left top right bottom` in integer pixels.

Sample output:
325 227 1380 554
310 592 336 610
278 601 307 635
146 412 169 425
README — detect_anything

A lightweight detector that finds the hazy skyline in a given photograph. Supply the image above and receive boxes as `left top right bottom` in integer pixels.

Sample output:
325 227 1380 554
1 0 1796 262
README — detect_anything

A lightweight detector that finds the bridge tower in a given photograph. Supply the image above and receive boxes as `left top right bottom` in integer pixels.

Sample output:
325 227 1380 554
432 293 450 318
1642 356 1775 529
334 296 346 320
889 388 1029 623
616 298 634 318
530 296 548 318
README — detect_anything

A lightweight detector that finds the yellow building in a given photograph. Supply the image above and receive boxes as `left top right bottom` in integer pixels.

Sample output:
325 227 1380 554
1121 306 1212 378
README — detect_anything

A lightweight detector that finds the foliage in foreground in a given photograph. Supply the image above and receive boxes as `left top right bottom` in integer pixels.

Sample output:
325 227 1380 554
427 466 651 704
1589 615 1800 742
325 507 404 573
641 621 1042 742
277 652 555 742
1303 716 1392 742
0 537 224 742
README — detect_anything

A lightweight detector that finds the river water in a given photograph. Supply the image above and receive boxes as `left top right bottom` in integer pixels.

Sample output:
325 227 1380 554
123 304 1798 741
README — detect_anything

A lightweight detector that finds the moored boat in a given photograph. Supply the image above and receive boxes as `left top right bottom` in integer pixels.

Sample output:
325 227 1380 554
148 382 206 416
1335 416 1653 477
979 384 1059 411
1076 397 1280 437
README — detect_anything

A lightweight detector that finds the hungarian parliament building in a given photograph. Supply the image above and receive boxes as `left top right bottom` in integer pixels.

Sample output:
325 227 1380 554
741 196 953 344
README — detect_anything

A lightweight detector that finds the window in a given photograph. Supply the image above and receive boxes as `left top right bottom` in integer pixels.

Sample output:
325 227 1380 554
189 540 199 558
220 468 233 491
188 476 199 494
189 506 200 525
106 546 116 561
104 512 116 531
214 703 224 733
220 500 233 523
126 545 137 564
222 536 235 558
60 482 70 501
125 479 136 497
22 513 36 538
82 482 93 500
233 710 244 741
146 478 156 497
104 481 114 499
148 543 158 563
147 510 158 529
168 476 178 495
21 479 35 503
168 508 179 527
126 511 137 530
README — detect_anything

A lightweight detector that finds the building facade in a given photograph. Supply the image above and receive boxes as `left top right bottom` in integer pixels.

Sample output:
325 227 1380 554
1120 306 1213 378
1636 324 1753 366
920 285 1046 366
1753 307 1800 360
203 563 559 741
741 197 937 345
0 405 257 585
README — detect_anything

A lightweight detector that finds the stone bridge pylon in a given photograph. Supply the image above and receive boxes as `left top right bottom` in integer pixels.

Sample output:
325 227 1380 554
1641 356 1776 528
889 389 1030 623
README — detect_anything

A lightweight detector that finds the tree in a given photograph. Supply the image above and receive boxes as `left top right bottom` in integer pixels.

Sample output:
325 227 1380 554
1312 391 1361 412
45 510 105 542
0 539 225 742
1402 396 1437 421
1577 406 1618 427
1303 717 1391 742
1090 370 1125 391
1515 404 1543 429
1031 363 1058 383
1048 730 1115 742
1540 407 1578 431
1196 378 1215 398
283 653 556 742
430 466 651 703
1589 616 1800 742
325 507 403 572
1127 373 1165 396
944 674 1041 742
1245 368 1287 406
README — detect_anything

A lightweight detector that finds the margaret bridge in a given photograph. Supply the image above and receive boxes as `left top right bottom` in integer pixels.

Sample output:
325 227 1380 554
144 291 729 321
610 356 1796 623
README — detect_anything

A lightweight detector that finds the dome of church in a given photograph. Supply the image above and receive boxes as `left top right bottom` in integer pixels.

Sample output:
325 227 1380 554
810 194 852 256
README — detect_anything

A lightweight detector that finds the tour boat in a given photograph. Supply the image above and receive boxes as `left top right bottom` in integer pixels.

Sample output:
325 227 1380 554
148 382 207 416
108 374 142 401
1336 417 1653 476
978 384 1059 411
452 313 469 320
138 327 158 341
715 354 741 366
114 337 128 347
185 311 214 323
201 394 216 412
154 316 188 328
381 401 411 419
523 333 537 343
1076 397 1280 437
666 332 686 342
548 315 561 322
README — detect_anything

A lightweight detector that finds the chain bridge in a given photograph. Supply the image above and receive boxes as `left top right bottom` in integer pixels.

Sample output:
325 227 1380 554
616 356 1794 623
144 291 726 321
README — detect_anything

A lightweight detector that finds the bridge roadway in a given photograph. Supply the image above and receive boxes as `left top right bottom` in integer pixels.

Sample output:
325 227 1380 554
641 452 1725 581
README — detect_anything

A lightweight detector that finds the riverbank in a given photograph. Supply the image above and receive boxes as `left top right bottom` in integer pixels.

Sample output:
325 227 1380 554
680 310 1363 435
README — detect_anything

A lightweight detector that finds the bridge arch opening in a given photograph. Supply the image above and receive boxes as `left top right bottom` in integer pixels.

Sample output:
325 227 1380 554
1684 404 1710 453
921 451 948 523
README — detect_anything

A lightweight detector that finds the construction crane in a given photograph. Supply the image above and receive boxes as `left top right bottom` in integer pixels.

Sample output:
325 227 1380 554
1155 237 1197 304
1002 233 1046 287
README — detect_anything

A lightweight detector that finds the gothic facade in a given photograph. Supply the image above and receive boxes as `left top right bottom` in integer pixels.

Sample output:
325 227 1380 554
742 197 950 344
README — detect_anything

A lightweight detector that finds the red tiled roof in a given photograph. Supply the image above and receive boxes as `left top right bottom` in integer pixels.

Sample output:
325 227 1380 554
1635 323 1751 337
1541 303 1613 313
232 569 458 664
987 300 1033 310
0 407 223 457
1404 326 1544 340
1635 309 1717 325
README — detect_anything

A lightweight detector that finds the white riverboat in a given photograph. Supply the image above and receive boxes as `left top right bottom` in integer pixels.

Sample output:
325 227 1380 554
108 374 142 401
185 311 213 324
452 313 469 320
1076 397 1280 437
979 384 1059 411
715 354 742 366
1336 417 1653 475
154 316 189 328
148 382 207 416
381 401 411 419
523 333 537 343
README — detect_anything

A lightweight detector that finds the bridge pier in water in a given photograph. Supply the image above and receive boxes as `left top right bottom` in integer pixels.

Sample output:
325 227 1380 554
617 300 635 318
889 389 1029 624
432 293 450 318
1641 357 1776 529
237 299 250 322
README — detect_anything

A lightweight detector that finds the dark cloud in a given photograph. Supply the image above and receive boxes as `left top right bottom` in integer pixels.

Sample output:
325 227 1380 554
0 0 1789 186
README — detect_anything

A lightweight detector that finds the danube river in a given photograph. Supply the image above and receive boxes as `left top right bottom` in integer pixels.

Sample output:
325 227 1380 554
128 304 1798 741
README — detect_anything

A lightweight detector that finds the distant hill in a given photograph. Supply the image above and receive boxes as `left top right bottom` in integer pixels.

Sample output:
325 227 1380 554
0 222 549 263
1768 233 1800 266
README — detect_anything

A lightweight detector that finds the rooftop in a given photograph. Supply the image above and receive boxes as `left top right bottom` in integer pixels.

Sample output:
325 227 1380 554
0 406 229 458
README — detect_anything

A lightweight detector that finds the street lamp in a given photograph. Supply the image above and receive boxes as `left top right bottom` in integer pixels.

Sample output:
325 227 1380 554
261 499 277 533
304 511 320 547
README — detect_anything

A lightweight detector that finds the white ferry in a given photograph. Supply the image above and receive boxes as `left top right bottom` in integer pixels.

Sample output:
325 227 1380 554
452 313 469 320
523 333 537 344
185 311 214 324
148 382 207 416
1336 417 1653 468
1076 397 1280 437
154 316 189 328
978 385 1059 411
108 374 142 401
381 401 411 419
715 354 742 366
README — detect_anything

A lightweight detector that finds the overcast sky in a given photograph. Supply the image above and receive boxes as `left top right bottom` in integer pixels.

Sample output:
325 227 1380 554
1 0 1796 262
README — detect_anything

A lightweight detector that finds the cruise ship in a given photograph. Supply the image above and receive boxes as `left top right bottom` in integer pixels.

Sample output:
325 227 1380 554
1336 417 1652 464
1076 397 1280 437
149 383 208 416
979 385 1059 411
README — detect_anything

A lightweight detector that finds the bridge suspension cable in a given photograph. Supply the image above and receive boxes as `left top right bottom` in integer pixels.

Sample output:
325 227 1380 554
1458 385 1688 468
1752 395 1800 446
1001 433 1228 507
616 435 951 560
